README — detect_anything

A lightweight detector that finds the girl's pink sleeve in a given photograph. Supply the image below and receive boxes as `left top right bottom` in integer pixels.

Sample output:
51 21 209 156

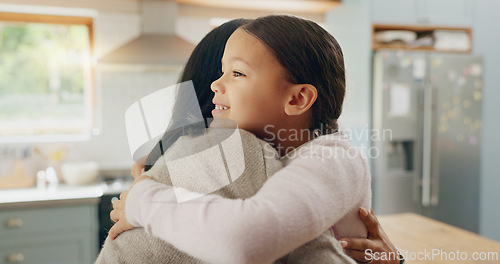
126 143 370 264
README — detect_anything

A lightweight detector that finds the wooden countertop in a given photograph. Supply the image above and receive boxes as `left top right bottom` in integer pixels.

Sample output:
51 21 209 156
378 213 500 263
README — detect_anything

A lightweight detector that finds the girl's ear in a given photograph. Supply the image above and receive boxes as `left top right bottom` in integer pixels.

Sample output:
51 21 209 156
284 84 318 116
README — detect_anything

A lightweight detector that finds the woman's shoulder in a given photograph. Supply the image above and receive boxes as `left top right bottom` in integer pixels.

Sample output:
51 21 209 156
158 128 280 170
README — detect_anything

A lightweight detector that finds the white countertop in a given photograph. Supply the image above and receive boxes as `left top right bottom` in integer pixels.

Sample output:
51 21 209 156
0 185 103 204
0 180 133 207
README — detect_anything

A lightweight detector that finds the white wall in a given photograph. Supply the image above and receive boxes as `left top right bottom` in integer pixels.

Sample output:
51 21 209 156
474 0 500 242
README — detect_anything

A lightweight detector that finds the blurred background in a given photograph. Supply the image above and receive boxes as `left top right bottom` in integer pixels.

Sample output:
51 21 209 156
0 0 499 263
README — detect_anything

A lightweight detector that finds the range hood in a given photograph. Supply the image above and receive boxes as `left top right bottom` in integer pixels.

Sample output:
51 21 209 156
98 0 195 70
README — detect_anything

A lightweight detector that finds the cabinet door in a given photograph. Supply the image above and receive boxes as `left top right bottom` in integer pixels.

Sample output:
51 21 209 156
371 0 418 24
0 232 94 264
417 0 473 26
0 204 98 264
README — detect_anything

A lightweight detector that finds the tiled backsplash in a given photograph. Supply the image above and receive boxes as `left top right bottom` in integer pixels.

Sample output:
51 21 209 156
66 71 181 170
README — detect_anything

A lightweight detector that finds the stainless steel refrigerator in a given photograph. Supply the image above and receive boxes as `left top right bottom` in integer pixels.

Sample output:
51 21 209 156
372 50 483 232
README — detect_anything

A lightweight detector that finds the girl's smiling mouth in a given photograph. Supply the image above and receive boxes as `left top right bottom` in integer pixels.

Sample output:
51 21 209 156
212 103 230 115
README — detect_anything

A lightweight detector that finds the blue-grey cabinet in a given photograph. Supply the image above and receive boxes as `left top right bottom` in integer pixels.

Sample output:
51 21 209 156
0 204 98 264
371 0 473 26
418 0 473 26
371 0 418 25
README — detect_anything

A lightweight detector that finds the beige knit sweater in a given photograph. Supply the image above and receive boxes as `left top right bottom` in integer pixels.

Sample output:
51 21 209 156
95 129 354 264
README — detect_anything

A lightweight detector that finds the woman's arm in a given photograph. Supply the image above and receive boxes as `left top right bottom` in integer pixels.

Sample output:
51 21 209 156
130 162 145 179
111 143 370 264
340 208 403 264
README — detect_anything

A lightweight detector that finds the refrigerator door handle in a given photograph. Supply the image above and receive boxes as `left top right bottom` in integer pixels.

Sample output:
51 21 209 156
422 83 433 207
430 86 440 206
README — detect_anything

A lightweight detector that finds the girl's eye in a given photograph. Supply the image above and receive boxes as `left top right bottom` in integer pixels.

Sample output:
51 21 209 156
233 71 245 77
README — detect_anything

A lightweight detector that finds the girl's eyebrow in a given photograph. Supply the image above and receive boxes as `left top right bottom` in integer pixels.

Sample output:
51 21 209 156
227 57 253 70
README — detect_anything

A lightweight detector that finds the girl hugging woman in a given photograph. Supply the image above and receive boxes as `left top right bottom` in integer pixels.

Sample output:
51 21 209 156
105 15 371 264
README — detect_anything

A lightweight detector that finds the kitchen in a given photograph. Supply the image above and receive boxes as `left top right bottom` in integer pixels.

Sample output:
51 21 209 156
1 0 499 263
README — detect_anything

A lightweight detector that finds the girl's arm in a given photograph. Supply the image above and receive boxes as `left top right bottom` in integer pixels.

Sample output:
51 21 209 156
116 144 370 264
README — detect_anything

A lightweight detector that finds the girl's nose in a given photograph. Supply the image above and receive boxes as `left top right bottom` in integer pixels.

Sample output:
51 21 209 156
211 77 225 94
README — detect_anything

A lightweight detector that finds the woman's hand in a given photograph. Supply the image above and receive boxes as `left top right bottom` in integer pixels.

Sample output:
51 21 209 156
108 175 151 240
340 208 401 264
131 162 145 179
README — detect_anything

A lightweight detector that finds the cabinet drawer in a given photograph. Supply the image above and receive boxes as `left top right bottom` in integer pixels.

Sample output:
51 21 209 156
0 232 92 264
0 205 94 237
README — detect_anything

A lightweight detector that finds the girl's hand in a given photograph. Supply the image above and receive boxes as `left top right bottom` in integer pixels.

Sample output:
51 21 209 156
108 175 151 240
340 208 401 264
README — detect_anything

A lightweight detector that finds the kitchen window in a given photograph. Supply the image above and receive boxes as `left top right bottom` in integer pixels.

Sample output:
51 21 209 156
0 12 94 138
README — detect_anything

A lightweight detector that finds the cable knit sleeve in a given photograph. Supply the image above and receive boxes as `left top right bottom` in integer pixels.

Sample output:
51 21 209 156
125 136 371 264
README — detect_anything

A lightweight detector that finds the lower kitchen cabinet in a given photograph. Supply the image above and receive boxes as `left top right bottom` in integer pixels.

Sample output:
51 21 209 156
0 202 98 264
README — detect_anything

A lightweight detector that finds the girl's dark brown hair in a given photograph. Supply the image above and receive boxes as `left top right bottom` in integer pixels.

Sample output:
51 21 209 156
242 15 345 134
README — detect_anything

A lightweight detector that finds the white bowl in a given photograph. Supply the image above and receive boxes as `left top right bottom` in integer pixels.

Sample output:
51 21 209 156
61 162 99 186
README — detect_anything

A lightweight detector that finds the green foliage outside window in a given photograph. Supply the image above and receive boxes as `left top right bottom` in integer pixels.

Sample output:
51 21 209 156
0 20 91 134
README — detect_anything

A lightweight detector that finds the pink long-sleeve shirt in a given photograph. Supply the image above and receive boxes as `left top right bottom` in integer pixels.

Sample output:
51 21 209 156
125 132 372 264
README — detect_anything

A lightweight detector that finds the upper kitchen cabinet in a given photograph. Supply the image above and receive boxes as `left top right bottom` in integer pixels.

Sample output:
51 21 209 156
417 0 473 26
371 0 473 27
371 0 418 25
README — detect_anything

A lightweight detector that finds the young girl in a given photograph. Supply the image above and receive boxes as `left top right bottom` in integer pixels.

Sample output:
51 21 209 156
110 15 372 263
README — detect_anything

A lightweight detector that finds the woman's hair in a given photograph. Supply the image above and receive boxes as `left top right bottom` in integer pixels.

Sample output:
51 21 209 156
242 15 345 134
144 18 250 171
